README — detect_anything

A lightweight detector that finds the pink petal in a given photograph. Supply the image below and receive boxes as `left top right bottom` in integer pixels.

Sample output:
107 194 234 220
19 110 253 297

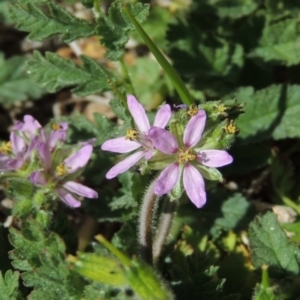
63 181 98 198
106 151 145 179
101 137 141 153
148 127 178 154
64 145 92 172
183 110 206 148
183 164 206 208
24 136 39 161
127 95 150 134
154 163 180 195
197 150 233 167
153 104 171 128
48 123 68 149
56 188 81 207
7 159 23 170
30 171 47 185
38 142 51 172
10 132 26 157
22 115 41 137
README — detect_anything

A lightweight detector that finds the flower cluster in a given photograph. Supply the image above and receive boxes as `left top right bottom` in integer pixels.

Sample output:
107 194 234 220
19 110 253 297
101 95 234 208
0 115 98 207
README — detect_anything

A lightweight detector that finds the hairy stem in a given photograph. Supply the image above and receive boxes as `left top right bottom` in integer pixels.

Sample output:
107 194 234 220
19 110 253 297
153 198 176 264
138 180 159 265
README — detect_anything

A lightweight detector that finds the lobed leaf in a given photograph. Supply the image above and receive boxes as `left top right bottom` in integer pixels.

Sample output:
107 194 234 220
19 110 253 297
249 212 300 278
233 85 300 144
0 270 19 300
250 19 300 66
96 0 149 60
9 0 96 42
27 51 111 96
0 53 44 105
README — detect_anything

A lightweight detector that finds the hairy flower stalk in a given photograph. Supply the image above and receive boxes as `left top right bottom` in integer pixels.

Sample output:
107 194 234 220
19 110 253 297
149 110 233 208
101 95 171 178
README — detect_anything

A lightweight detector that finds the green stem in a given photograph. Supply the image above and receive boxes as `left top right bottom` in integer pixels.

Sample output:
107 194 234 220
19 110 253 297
153 198 176 264
107 79 127 107
93 0 101 14
120 57 136 95
138 180 159 265
123 4 193 106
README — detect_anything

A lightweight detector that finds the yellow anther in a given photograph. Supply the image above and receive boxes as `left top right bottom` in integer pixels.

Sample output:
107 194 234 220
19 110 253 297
224 120 238 134
217 103 227 113
178 148 196 164
0 141 12 155
51 123 62 131
125 128 139 141
187 104 198 117
55 163 72 176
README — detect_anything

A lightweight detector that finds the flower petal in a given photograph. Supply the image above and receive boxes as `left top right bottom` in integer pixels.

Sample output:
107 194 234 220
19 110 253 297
197 150 233 167
22 115 41 138
148 127 178 154
183 110 206 148
127 95 150 134
24 136 39 161
30 171 47 185
56 188 81 207
101 137 141 153
154 163 180 195
64 145 92 172
153 104 171 128
38 142 51 172
48 123 68 150
10 132 26 157
63 181 98 198
7 159 23 170
183 164 206 208
106 151 145 179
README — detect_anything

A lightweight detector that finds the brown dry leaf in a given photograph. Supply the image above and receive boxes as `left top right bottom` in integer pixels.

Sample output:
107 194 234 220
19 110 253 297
80 36 106 59
84 102 116 122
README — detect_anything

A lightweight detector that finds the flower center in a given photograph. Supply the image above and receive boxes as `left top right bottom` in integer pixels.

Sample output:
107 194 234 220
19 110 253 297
224 120 238 134
178 147 196 164
125 128 139 141
0 141 12 155
55 163 72 176
51 123 62 131
187 105 198 117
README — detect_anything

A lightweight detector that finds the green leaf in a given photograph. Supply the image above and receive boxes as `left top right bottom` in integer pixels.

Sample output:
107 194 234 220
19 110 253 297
233 85 300 143
0 270 19 300
27 51 111 96
250 19 300 66
249 211 300 278
210 193 254 237
265 0 300 20
96 0 149 61
69 253 127 287
0 53 44 105
208 0 259 19
9 1 96 42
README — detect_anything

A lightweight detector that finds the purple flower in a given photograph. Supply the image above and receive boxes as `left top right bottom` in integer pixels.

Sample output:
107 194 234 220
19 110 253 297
149 110 233 208
40 122 68 151
30 144 98 207
101 95 171 179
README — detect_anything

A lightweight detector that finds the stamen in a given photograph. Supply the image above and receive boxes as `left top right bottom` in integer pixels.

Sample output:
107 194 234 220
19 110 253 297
178 148 196 164
224 120 238 134
0 141 12 155
55 163 72 176
217 103 227 113
51 123 62 131
125 128 139 141
187 104 198 117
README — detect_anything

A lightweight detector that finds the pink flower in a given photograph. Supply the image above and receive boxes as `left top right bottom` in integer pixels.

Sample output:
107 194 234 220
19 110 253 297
30 144 98 207
149 110 233 208
101 95 171 179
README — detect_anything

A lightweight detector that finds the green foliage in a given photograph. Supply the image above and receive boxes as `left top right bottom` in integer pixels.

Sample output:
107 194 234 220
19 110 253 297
251 19 300 66
27 51 111 96
0 53 44 105
96 0 149 60
0 270 19 300
249 212 300 278
8 219 86 299
9 0 96 42
233 85 300 144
